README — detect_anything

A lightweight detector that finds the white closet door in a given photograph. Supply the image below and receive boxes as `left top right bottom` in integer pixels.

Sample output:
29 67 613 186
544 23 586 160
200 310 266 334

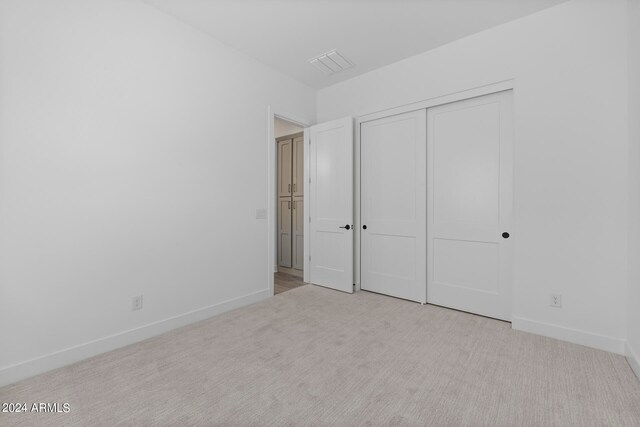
427 90 513 321
278 199 292 268
293 135 304 197
292 197 304 270
309 117 353 293
278 139 292 197
360 110 427 303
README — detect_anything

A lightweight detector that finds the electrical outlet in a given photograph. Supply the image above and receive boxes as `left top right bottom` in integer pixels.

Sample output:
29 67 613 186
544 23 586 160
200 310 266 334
132 295 143 311
550 293 562 308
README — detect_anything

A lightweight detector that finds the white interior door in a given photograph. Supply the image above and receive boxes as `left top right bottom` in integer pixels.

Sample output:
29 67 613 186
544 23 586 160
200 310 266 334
309 117 354 293
427 90 513 320
361 110 427 303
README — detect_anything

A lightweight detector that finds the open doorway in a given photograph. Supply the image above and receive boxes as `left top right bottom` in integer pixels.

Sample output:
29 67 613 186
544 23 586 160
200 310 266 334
274 117 307 294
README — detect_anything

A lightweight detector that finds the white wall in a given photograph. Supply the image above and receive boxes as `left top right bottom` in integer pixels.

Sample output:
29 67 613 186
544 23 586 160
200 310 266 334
318 0 630 353
275 117 303 138
0 0 315 385
627 0 640 376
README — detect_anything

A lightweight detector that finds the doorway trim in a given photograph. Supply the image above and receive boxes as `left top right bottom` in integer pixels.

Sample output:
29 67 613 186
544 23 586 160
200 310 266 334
357 79 515 124
267 106 313 296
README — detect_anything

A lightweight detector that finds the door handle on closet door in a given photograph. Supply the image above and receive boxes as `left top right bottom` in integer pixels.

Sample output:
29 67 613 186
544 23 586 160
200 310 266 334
288 201 291 209
339 224 351 230
292 201 295 210
288 184 291 193
293 183 296 192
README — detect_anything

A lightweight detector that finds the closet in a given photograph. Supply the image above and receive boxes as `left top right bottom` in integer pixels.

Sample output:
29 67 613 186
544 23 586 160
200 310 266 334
277 132 304 271
358 90 513 320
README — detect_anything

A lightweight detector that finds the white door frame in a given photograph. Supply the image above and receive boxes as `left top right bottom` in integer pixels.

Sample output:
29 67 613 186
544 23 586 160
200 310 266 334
354 80 515 303
267 106 314 296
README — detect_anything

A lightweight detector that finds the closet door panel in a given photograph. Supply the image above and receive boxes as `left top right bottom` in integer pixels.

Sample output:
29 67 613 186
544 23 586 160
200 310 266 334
427 90 513 321
293 135 304 197
278 139 292 197
360 109 427 303
278 198 292 268
292 196 304 270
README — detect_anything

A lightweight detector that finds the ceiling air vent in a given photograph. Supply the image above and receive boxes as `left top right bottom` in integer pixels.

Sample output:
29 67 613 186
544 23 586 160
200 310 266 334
308 50 354 75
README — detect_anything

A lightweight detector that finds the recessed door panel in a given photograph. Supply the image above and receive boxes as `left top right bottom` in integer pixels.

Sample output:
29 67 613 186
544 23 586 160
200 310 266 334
368 234 416 281
366 121 417 222
292 197 304 271
314 129 346 221
293 136 304 197
361 110 427 303
432 239 499 294
278 198 292 268
433 103 500 227
278 139 292 197
314 231 346 274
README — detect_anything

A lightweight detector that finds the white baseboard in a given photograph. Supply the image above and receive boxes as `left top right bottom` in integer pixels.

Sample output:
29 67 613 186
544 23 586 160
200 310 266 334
512 316 626 355
626 342 640 381
0 289 270 388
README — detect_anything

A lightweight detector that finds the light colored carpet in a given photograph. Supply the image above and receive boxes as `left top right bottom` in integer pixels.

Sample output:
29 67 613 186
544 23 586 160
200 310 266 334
1 285 640 426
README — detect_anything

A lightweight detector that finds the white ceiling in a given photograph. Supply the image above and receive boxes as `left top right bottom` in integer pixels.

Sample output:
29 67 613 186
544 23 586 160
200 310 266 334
145 0 568 89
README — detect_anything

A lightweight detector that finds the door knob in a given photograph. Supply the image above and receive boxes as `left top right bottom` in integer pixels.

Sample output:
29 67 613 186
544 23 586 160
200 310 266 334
502 232 510 239
339 224 351 230
362 225 367 230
